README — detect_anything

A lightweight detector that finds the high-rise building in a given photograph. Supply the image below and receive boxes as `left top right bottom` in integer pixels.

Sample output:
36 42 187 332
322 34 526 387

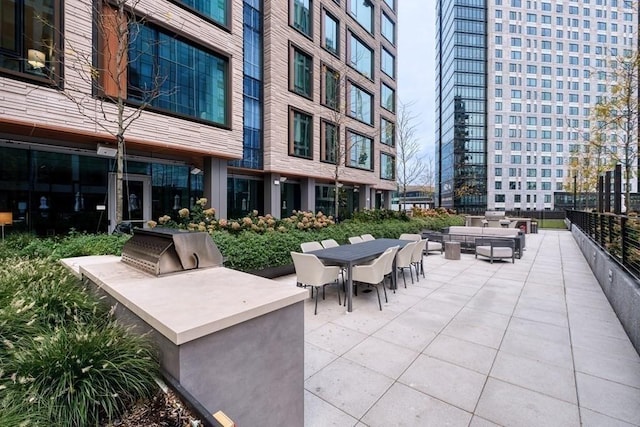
436 0 638 212
0 0 397 234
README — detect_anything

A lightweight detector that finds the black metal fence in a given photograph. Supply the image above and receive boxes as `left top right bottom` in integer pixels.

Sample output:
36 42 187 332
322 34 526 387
567 210 640 281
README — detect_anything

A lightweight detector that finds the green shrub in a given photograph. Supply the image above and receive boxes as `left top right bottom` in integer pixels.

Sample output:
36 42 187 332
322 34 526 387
0 321 158 426
212 215 464 272
0 232 127 260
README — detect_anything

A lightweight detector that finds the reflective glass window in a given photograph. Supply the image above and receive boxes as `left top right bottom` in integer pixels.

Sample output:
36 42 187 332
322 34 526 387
348 131 373 170
381 153 395 180
289 108 313 159
348 83 373 125
349 0 373 33
128 24 228 125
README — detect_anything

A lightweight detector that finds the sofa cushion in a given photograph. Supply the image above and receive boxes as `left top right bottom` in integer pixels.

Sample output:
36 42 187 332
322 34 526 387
476 246 513 258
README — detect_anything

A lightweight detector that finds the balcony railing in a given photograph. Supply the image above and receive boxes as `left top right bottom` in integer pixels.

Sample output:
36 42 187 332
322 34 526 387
567 210 640 281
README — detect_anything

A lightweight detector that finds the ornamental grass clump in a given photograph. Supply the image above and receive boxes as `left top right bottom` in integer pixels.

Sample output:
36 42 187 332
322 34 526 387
0 250 159 426
0 259 104 348
0 321 158 427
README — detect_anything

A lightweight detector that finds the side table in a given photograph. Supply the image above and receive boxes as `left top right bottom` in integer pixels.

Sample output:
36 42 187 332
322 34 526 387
444 241 461 260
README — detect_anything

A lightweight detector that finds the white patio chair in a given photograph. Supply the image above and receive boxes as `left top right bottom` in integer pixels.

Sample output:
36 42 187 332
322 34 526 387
300 241 323 253
426 239 444 255
475 238 515 264
290 252 342 314
411 239 428 280
395 241 418 288
399 233 421 241
351 247 396 310
321 239 339 248
360 234 375 241
382 245 400 293
348 236 364 244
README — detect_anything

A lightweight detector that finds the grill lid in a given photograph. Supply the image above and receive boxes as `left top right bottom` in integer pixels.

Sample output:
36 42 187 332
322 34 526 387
121 228 223 276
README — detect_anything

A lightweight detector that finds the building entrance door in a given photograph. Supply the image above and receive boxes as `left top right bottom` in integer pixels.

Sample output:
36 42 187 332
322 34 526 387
108 173 151 233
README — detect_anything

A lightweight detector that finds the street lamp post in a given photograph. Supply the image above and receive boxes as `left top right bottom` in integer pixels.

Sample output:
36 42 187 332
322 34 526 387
573 174 577 211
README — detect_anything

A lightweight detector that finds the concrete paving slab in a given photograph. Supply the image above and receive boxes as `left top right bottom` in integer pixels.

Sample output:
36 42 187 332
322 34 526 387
301 230 640 426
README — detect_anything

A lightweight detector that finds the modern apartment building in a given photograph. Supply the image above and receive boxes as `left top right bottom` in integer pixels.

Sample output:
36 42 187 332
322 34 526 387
436 0 638 212
0 0 397 234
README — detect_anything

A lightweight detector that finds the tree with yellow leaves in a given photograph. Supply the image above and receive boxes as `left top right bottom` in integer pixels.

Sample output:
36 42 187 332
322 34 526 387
592 50 640 212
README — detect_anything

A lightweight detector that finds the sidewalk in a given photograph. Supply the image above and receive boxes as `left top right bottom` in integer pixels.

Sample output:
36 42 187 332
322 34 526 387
276 230 640 426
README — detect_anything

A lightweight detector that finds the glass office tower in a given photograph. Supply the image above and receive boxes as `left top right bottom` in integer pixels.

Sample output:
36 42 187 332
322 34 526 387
436 0 487 212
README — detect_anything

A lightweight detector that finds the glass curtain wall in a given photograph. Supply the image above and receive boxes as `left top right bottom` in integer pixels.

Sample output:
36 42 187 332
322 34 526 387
315 184 358 220
436 0 487 211
0 145 199 235
230 0 263 171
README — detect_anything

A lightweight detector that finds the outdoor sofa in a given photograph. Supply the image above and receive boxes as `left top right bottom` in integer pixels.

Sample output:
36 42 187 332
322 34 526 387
441 226 525 258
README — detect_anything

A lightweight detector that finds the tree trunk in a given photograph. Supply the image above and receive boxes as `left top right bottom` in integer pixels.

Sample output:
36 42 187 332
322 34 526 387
116 133 124 225
334 180 339 221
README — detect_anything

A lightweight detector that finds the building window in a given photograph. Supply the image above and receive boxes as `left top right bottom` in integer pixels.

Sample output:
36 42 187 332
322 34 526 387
289 108 313 159
348 131 372 170
381 117 395 146
321 120 338 163
381 82 395 113
348 0 373 33
176 0 228 26
128 24 229 126
322 9 339 56
381 12 395 44
0 0 60 82
348 32 373 78
290 45 313 98
292 0 312 37
381 47 395 79
383 0 395 10
348 82 373 125
381 153 395 180
495 194 506 203
321 64 340 110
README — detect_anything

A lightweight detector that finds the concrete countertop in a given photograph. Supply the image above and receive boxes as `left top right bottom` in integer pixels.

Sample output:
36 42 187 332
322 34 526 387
61 256 307 345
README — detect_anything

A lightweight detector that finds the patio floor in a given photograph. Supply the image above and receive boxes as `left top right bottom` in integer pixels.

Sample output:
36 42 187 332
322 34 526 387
274 229 640 426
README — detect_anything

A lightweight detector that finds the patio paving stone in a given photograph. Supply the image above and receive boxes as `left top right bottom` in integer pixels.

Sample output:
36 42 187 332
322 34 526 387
398 354 487 412
296 230 640 426
361 382 472 427
475 378 580 427
576 372 640 425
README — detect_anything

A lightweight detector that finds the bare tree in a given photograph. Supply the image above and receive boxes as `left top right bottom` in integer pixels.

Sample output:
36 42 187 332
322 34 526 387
321 62 378 219
395 100 426 211
41 0 172 226
591 50 640 212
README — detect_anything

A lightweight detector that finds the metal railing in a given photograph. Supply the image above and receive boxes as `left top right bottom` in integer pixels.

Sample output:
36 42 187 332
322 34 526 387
567 210 640 281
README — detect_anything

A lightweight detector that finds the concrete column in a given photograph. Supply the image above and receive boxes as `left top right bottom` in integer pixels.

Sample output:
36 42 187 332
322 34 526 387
359 185 372 209
382 190 392 209
301 177 315 212
264 173 283 218
203 157 227 219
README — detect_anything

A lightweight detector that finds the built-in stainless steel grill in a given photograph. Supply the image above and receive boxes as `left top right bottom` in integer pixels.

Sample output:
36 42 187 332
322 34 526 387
484 211 506 221
121 228 224 276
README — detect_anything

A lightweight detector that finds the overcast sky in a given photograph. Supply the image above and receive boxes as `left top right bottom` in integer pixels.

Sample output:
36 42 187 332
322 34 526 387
398 1 437 160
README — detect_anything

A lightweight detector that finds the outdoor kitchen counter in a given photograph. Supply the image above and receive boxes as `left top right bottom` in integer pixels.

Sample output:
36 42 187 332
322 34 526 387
62 256 308 345
63 255 307 427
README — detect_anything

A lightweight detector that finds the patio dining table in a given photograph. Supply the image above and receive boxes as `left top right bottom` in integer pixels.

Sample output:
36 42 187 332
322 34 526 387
309 238 410 312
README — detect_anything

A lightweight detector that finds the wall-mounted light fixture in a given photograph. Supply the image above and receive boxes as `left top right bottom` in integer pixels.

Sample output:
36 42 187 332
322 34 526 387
280 177 288 183
190 167 202 175
97 144 117 158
